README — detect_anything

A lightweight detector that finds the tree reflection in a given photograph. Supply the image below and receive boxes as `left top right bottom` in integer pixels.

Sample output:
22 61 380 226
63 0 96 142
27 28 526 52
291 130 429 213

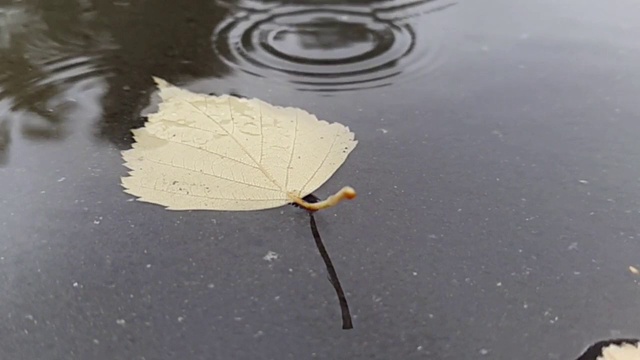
0 117 9 166
90 0 231 148
0 0 231 165
0 0 112 151
0 0 453 164
0 3 66 141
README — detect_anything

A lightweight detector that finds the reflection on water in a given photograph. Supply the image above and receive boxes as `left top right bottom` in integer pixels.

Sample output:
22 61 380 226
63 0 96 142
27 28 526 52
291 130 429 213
90 1 231 148
1 1 640 358
0 0 232 166
0 115 9 166
0 1 112 154
213 0 453 92
0 0 451 166
218 0 455 20
0 1 112 139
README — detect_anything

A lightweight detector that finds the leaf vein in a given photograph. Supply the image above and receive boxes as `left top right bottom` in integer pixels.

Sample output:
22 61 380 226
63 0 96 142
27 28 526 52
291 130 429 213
142 157 282 192
135 184 287 201
151 132 259 170
258 102 264 164
299 130 339 195
184 99 283 191
284 110 298 191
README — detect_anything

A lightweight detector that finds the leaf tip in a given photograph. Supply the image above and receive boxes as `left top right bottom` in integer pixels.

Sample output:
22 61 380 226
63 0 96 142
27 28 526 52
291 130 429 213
151 76 171 89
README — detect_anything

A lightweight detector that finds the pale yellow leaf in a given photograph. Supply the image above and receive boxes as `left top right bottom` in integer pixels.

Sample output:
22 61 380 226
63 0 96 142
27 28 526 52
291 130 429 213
598 342 640 360
121 77 357 211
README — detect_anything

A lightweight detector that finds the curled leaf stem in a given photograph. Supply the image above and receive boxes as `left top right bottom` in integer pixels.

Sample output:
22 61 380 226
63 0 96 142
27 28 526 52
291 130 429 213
289 186 356 212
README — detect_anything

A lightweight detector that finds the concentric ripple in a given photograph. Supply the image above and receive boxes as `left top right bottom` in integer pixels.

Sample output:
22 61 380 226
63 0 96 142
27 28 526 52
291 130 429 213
212 2 448 92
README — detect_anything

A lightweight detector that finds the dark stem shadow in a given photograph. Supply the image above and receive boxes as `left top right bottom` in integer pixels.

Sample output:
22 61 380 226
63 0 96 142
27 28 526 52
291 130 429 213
307 210 353 330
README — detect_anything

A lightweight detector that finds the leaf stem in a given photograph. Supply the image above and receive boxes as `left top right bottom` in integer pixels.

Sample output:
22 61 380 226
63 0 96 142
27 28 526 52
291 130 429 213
290 186 357 212
309 212 353 330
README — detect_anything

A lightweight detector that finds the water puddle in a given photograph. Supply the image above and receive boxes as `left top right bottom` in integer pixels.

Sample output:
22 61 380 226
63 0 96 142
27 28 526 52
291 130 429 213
0 2 111 150
213 0 454 92
2 1 640 359
0 0 454 166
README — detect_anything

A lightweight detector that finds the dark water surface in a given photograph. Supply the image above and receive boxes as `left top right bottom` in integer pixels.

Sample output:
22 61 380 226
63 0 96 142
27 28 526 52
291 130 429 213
2 0 640 359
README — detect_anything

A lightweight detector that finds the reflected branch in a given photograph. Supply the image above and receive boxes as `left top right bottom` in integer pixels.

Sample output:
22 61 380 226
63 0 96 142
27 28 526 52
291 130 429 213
0 118 10 165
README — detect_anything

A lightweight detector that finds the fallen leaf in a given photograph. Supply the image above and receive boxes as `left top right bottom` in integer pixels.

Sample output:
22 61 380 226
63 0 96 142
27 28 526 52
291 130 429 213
122 77 358 211
577 339 640 360
598 341 640 360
